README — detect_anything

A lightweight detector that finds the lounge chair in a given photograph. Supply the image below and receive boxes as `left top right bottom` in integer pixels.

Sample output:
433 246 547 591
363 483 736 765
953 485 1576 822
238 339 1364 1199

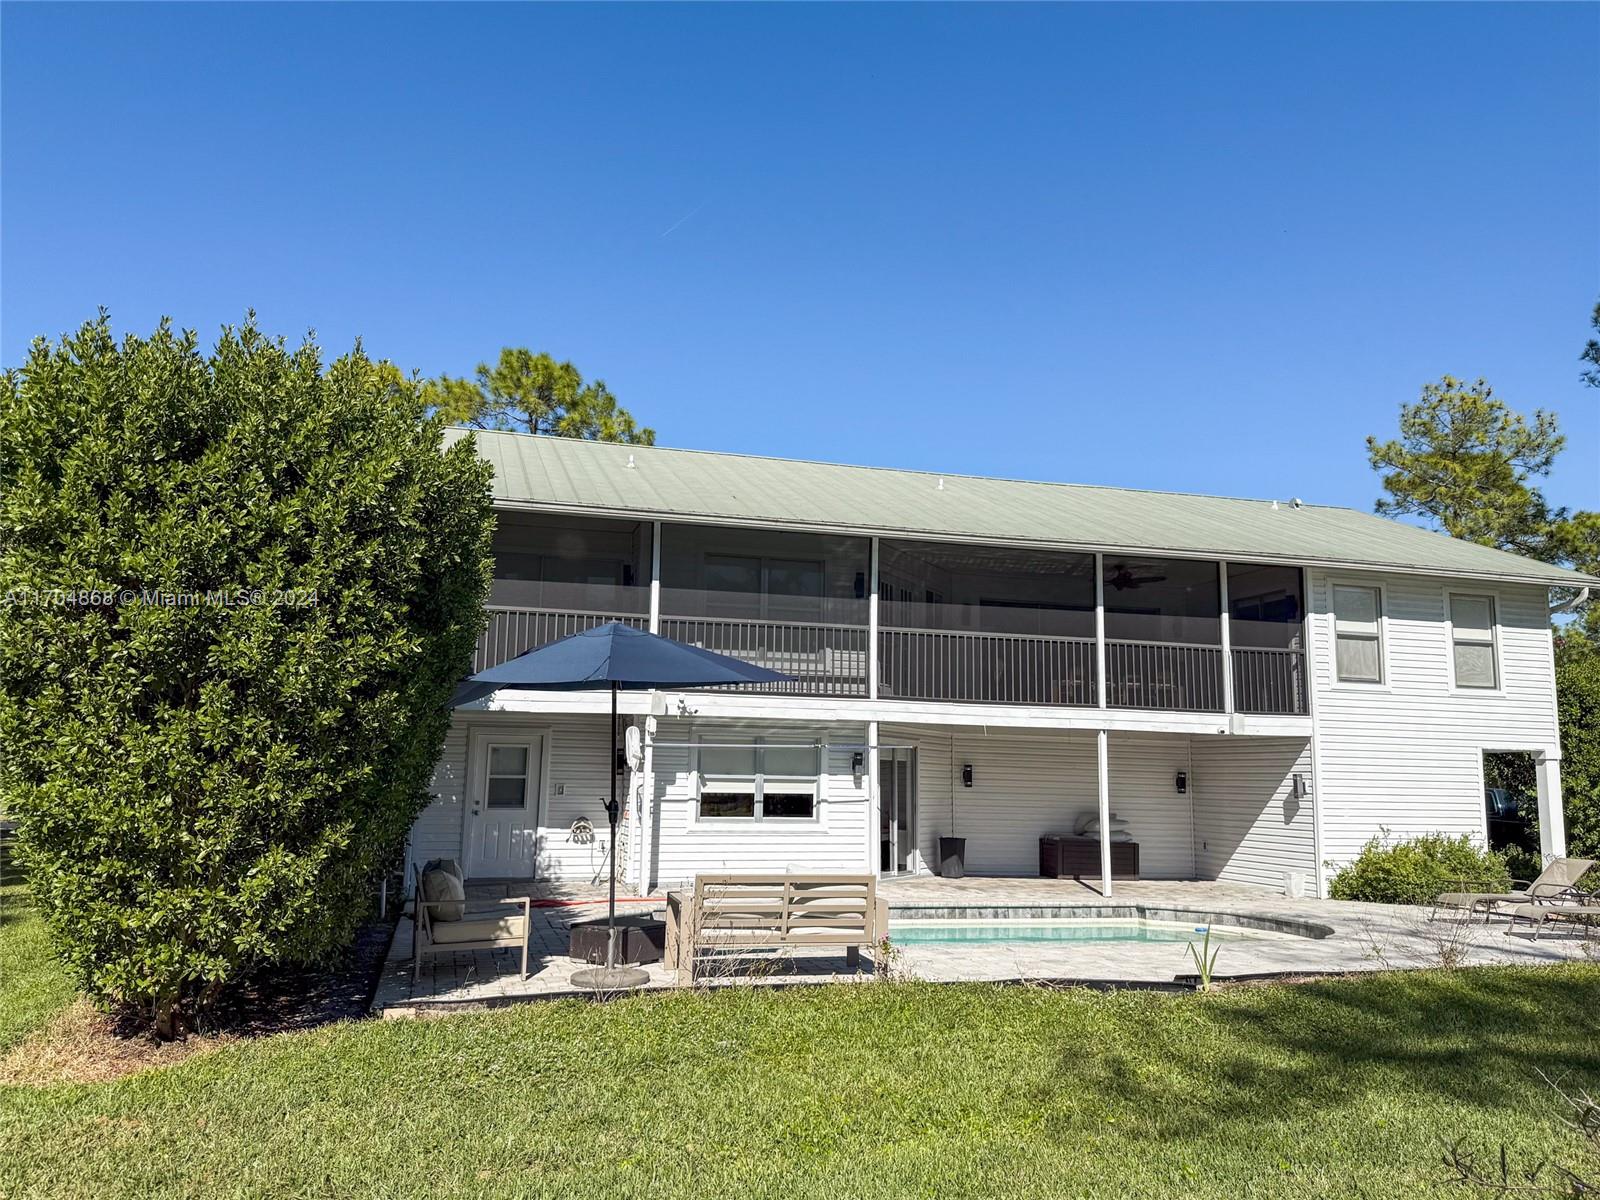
1434 857 1595 921
1505 900 1600 939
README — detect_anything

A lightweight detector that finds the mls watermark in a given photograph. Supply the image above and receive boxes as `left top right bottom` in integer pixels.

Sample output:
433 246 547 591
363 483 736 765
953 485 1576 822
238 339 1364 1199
3 587 320 609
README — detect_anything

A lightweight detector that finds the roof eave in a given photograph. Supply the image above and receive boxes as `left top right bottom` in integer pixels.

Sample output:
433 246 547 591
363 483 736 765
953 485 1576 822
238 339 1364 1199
487 496 1599 590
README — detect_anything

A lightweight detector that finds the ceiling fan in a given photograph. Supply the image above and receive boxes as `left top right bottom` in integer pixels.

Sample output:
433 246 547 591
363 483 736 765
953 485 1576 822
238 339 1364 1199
1106 562 1168 591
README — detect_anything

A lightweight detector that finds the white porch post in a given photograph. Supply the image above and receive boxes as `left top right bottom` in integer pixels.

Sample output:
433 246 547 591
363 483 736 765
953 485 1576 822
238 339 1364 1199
1219 560 1234 715
868 537 880 702
1094 553 1108 710
1535 752 1567 862
648 521 662 634
1096 728 1112 898
636 713 658 892
866 719 881 875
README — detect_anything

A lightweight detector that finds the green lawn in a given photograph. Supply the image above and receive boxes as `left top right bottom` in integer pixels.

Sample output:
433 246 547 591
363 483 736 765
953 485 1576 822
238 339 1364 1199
1 962 1597 1199
0 878 76 1054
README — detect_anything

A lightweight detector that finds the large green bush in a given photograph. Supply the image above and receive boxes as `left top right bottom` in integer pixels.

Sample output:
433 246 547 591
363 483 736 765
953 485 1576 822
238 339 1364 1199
1328 831 1511 906
1554 627 1600 862
0 316 493 1035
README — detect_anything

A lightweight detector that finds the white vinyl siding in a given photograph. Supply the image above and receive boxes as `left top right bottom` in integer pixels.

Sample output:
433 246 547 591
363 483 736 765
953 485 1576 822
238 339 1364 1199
1308 572 1557 873
409 713 623 886
1449 593 1499 689
1331 584 1383 683
1190 737 1316 892
881 727 1196 879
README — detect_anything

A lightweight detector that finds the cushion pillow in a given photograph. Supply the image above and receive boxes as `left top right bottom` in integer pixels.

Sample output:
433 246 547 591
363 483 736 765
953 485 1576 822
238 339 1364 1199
1075 812 1126 834
421 866 466 922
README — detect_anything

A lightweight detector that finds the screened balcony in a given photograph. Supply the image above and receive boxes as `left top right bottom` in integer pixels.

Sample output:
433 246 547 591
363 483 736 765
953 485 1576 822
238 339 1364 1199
475 513 650 671
472 511 1308 715
1227 563 1307 715
877 541 1097 706
1102 556 1224 711
656 523 871 696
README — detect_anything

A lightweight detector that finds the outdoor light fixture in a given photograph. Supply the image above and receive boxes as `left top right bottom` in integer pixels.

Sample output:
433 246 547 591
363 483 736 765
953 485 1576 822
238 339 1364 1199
1175 771 1188 795
851 751 864 775
1292 773 1308 799
962 763 973 788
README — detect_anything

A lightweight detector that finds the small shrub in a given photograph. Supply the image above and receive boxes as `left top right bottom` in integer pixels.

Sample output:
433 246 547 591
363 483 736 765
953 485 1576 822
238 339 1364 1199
1328 831 1510 906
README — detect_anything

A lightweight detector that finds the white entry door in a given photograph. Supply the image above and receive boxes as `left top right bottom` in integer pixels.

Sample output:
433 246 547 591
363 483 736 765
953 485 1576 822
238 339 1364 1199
465 733 545 879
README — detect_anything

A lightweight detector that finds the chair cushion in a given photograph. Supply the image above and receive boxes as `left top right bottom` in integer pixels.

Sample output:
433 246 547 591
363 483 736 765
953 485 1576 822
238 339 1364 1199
421 866 466 922
428 913 525 943
1074 813 1127 835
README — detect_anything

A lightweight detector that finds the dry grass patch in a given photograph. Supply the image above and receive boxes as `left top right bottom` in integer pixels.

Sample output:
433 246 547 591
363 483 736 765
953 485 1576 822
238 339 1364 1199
0 999 231 1086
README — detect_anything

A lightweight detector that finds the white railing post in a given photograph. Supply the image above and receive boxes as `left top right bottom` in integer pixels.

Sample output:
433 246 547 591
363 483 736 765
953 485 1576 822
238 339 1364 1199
648 521 662 634
868 537 880 702
1219 560 1234 716
1094 553 1108 709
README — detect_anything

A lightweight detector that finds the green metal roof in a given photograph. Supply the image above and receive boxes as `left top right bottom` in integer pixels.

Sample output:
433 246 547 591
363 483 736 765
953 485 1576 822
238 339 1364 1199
446 429 1599 588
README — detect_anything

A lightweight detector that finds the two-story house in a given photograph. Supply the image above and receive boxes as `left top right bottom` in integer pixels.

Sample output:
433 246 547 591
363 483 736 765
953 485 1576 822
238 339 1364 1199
410 431 1595 899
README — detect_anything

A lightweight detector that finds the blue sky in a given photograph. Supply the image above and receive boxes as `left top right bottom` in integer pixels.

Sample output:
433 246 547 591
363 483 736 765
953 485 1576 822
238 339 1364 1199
3 3 1596 515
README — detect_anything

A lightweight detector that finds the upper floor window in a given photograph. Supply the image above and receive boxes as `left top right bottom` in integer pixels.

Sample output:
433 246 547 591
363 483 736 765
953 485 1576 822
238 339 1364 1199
1332 584 1383 683
697 739 821 821
1449 594 1498 689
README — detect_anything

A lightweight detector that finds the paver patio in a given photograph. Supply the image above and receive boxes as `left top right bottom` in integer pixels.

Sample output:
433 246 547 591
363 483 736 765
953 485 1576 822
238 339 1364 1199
373 875 1598 1016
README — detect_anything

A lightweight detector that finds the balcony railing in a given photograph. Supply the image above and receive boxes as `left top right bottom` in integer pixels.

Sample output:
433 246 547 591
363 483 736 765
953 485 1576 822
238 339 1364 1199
880 629 1096 705
473 598 1308 715
658 616 869 697
1105 641 1224 712
1232 647 1307 715
476 606 648 672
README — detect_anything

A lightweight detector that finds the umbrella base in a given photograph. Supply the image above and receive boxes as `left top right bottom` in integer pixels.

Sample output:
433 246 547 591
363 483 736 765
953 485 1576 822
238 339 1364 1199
570 965 650 992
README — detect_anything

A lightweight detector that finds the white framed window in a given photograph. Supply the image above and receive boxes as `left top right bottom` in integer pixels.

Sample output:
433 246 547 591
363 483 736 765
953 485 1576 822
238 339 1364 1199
1448 593 1499 689
696 738 821 821
484 744 531 809
1331 584 1384 684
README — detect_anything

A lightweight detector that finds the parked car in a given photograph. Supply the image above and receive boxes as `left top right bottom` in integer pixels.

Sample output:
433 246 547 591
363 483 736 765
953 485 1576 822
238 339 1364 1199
1486 787 1532 850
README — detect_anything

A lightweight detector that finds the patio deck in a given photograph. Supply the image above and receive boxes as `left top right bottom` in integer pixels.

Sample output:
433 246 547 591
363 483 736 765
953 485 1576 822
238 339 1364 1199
372 875 1597 1017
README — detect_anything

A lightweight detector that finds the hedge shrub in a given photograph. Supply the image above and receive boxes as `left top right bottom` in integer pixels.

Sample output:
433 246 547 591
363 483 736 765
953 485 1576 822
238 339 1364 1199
0 316 493 1035
1328 831 1511 906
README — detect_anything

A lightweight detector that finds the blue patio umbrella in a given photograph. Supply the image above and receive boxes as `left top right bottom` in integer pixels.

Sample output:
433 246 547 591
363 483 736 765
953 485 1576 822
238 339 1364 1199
453 622 792 988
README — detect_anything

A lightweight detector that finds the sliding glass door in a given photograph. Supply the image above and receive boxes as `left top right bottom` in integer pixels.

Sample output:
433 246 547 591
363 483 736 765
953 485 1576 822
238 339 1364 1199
879 748 917 875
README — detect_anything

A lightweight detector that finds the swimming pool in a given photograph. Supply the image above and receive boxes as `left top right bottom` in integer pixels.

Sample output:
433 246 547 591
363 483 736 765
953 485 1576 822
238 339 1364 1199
889 920 1278 946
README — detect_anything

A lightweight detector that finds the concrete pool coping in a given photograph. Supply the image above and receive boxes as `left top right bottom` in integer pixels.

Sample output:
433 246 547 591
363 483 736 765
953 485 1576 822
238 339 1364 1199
889 904 1336 940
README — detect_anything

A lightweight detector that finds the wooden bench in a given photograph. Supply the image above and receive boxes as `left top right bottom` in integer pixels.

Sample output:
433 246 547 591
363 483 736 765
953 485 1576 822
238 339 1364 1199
664 873 888 981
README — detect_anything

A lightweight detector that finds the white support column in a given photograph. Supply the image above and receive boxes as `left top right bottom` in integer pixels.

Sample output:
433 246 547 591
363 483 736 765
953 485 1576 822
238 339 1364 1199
648 521 662 634
627 719 644 892
1535 752 1567 862
1094 553 1108 710
1096 728 1112 898
866 720 882 876
637 713 658 892
1219 560 1234 716
868 537 880 702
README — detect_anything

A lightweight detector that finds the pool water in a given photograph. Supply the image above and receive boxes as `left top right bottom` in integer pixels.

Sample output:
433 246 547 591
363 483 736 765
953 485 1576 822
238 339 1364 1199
889 921 1261 946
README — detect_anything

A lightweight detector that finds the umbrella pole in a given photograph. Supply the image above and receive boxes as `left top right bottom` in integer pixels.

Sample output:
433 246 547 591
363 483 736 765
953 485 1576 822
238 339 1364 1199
607 680 618 970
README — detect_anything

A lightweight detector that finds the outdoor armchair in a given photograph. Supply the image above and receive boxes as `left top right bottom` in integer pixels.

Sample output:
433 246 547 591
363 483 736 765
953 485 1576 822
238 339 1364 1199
411 863 532 982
